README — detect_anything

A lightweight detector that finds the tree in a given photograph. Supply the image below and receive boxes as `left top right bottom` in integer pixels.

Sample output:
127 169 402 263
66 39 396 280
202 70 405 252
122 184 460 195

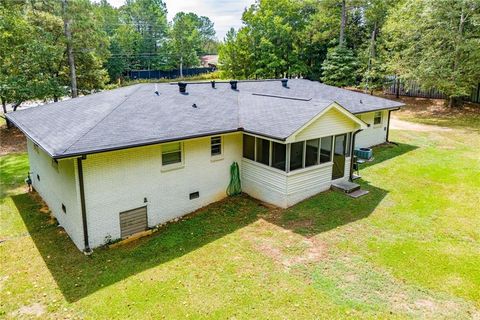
321 46 358 86
0 1 65 119
120 0 168 71
167 12 216 75
383 0 480 106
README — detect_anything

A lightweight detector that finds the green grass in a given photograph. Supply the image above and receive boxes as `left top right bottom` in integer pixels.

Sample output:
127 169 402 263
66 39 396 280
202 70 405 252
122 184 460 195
1 124 479 318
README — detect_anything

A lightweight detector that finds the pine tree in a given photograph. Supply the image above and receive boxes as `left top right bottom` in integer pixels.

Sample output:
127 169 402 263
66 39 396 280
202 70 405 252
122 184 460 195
321 46 358 87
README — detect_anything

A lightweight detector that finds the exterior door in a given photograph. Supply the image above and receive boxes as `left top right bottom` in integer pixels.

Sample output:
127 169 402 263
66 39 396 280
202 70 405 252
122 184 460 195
119 206 148 238
332 134 346 180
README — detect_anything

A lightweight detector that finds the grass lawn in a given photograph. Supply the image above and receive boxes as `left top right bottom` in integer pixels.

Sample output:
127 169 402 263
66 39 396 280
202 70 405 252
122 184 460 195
1 121 479 318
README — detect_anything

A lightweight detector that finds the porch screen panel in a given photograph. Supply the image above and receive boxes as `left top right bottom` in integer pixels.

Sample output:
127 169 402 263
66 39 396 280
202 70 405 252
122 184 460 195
320 136 333 163
272 142 286 171
305 139 319 167
256 138 270 165
243 135 255 160
290 141 304 171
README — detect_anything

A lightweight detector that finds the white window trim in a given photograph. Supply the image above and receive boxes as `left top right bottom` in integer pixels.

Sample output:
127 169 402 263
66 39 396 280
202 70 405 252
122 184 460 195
161 142 184 172
210 136 224 162
373 111 383 127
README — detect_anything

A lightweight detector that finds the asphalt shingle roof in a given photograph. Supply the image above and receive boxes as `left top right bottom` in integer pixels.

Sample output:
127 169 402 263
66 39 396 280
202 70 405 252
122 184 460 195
6 79 403 158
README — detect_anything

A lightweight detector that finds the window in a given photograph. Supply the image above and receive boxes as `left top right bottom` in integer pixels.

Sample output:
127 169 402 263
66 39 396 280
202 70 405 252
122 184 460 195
373 111 382 125
256 138 270 165
345 133 352 157
162 142 182 166
272 142 286 171
305 139 319 167
334 134 346 155
289 141 304 171
211 136 222 156
243 135 255 160
320 136 333 163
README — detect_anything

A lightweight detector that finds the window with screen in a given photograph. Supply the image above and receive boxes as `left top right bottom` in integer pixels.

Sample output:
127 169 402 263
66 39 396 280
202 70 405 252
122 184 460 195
305 139 319 167
243 135 255 160
162 142 182 165
320 136 332 163
256 138 270 165
271 142 286 171
290 141 304 171
211 136 222 156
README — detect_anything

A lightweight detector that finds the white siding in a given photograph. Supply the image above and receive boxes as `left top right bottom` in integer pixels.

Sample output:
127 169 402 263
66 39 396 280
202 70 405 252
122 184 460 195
26 139 84 250
355 110 388 148
81 133 242 248
286 164 333 206
241 159 288 207
294 108 357 142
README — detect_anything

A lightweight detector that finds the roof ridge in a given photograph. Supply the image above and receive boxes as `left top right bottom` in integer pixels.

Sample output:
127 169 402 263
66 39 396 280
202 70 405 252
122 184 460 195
61 85 144 155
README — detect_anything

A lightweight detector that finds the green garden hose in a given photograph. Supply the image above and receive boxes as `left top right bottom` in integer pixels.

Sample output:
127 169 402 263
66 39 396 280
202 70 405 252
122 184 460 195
226 161 242 196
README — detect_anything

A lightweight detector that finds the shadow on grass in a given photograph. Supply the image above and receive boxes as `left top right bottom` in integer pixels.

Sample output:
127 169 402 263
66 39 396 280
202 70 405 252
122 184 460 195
264 181 388 237
360 142 418 169
9 144 407 302
12 193 267 302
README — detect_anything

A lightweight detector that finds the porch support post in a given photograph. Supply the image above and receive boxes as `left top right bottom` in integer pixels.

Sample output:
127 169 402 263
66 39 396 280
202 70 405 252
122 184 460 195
349 129 363 182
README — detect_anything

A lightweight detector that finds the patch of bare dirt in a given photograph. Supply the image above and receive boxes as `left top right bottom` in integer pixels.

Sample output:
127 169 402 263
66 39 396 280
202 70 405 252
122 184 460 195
243 219 327 268
390 117 452 132
12 303 45 317
0 124 27 155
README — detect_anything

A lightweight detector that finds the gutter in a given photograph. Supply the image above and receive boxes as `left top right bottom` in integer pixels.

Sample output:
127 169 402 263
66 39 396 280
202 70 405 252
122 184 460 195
349 129 363 182
353 106 401 115
77 156 91 254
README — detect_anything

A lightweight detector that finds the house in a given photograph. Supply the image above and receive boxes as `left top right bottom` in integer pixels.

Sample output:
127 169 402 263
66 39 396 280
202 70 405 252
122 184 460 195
200 54 218 68
6 79 403 252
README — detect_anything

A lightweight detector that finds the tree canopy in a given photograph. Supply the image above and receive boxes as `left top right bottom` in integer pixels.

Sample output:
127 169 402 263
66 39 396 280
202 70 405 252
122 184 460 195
219 0 480 105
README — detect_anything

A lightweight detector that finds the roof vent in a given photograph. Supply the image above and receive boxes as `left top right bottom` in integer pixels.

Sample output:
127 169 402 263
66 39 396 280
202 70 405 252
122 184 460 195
155 83 159 95
281 78 288 88
211 80 215 88
230 80 238 90
178 82 187 93
192 103 197 108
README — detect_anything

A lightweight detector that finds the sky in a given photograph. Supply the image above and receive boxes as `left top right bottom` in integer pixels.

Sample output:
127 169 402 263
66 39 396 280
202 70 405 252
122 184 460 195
105 0 255 39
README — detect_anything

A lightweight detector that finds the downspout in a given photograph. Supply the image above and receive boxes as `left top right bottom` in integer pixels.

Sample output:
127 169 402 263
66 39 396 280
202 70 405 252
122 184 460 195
386 109 398 145
77 157 91 254
349 129 363 182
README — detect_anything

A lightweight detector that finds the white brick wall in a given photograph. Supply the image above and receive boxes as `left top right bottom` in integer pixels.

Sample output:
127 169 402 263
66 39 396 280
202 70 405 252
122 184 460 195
27 140 84 249
355 110 388 148
25 109 387 251
81 133 242 248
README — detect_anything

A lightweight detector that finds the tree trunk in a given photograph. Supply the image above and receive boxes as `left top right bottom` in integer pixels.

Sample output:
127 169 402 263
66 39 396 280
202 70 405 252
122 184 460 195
395 77 400 99
179 56 183 78
339 0 346 46
62 0 78 98
364 22 377 94
448 96 463 108
1 97 11 129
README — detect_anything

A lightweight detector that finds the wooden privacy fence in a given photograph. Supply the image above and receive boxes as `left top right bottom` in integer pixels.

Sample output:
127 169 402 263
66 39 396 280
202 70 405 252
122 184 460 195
385 77 480 103
128 67 215 80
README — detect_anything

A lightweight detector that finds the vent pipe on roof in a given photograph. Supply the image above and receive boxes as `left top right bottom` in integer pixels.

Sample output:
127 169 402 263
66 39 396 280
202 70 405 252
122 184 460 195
230 80 238 90
178 82 187 93
281 78 288 88
211 80 215 88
